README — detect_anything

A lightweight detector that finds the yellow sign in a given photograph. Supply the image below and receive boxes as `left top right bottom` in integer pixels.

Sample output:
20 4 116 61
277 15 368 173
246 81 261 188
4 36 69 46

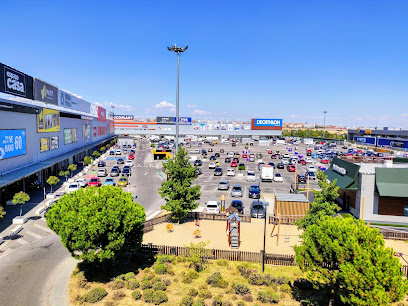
365 129 372 134
37 108 60 133
221 195 225 201
40 137 50 152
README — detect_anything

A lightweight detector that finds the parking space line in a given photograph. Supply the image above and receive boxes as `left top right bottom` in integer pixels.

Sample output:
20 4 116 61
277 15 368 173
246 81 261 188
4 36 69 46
34 224 53 233
16 238 30 245
26 231 44 240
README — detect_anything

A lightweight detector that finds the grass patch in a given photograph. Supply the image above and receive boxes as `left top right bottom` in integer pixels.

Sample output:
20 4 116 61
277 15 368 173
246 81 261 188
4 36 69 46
339 213 353 219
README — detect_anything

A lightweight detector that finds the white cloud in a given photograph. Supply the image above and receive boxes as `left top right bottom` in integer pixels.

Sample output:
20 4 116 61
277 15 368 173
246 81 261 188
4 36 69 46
193 109 211 116
186 104 198 108
154 101 176 109
289 114 299 118
94 101 135 112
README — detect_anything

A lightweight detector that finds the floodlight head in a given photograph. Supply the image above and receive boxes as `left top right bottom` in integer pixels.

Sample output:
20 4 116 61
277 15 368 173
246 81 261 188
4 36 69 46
167 44 188 53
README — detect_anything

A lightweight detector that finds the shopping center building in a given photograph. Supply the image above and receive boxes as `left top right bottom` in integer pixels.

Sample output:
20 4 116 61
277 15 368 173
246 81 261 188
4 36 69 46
0 63 114 205
325 157 408 225
348 127 408 149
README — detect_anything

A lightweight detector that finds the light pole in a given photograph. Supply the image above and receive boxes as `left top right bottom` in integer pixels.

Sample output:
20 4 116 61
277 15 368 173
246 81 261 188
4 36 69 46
323 111 327 140
167 44 188 155
111 105 115 118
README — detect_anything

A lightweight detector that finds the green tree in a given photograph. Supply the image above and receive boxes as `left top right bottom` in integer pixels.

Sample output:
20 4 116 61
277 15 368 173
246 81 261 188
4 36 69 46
83 156 93 166
12 191 30 216
100 146 106 153
92 150 101 158
67 164 77 178
46 186 145 263
184 240 212 272
295 217 408 305
59 170 70 181
159 147 201 223
295 170 340 230
46 176 60 193
0 206 5 221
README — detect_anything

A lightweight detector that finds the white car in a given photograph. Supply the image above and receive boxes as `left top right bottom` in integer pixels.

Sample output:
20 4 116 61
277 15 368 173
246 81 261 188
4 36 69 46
115 149 122 155
67 183 80 193
283 153 290 158
281 158 290 165
98 168 108 177
228 152 234 158
205 201 220 214
209 162 216 169
305 158 313 163
227 168 236 176
307 165 317 173
75 178 88 187
274 173 283 182
125 160 133 167
246 171 256 182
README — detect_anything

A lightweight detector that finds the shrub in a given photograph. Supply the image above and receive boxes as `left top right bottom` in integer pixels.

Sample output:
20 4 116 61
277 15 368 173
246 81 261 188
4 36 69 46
77 272 88 288
144 268 151 273
217 279 228 288
234 284 250 295
199 283 208 290
127 278 140 290
124 272 136 280
187 270 199 279
132 289 142 300
188 288 198 297
293 278 313 290
198 289 212 299
151 276 161 284
181 295 194 306
280 283 291 293
257 290 280 303
237 265 252 278
237 302 246 306
157 255 175 264
83 287 108 303
248 273 264 286
242 294 253 302
276 276 289 285
112 290 126 300
182 276 192 284
104 301 115 306
216 259 229 266
143 273 155 281
155 264 168 275
177 255 187 262
257 291 268 303
192 298 206 306
167 268 175 275
143 288 155 303
225 301 233 306
141 280 153 290
153 281 167 291
162 278 171 286
213 296 224 305
152 290 168 304
207 272 223 286
111 279 125 290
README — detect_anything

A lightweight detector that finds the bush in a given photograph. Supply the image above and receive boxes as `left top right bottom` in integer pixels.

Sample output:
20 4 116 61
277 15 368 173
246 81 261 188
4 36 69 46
151 276 161 284
144 268 151 273
237 302 246 306
213 296 224 305
217 279 228 288
162 278 171 286
188 288 198 297
124 272 136 280
198 289 212 299
181 295 194 306
111 279 125 289
248 273 264 286
132 289 142 300
187 270 199 279
141 280 153 290
153 281 167 291
257 291 268 303
234 284 250 295
276 276 289 285
157 255 175 264
77 272 88 288
280 283 291 293
257 290 280 303
167 267 175 275
127 278 140 290
155 264 168 275
83 287 108 303
199 283 208 290
182 276 192 284
143 273 155 281
192 298 206 306
225 302 233 306
216 259 229 266
237 265 252 278
112 290 126 300
207 272 223 286
177 255 187 262
152 290 168 304
144 288 155 303
242 294 253 302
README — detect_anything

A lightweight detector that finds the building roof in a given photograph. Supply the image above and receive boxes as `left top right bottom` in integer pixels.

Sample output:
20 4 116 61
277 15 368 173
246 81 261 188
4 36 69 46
275 193 309 203
375 168 408 197
324 157 360 190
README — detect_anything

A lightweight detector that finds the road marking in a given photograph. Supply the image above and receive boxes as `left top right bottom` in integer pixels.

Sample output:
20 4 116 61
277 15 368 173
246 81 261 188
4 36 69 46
26 231 44 240
34 224 53 233
0 248 13 260
16 238 30 245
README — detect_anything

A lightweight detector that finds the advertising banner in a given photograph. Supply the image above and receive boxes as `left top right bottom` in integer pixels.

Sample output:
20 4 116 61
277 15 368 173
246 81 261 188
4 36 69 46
251 118 283 130
37 108 60 132
51 136 59 150
353 136 376 145
228 124 233 131
221 124 227 131
156 116 192 125
40 137 50 152
58 89 92 113
97 106 106 121
200 124 206 131
0 63 34 100
34 79 58 105
234 124 240 131
0 100 38 114
207 124 213 131
178 117 192 125
90 104 98 117
0 129 26 160
82 124 91 140
214 124 220 131
114 115 134 120
64 128 78 144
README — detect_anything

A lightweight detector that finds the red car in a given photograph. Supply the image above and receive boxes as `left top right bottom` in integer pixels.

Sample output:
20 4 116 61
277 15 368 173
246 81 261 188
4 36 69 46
88 177 101 187
287 165 296 172
271 154 277 159
298 159 307 165
230 161 238 167
128 153 135 160
242 154 247 158
321 159 329 164
307 149 312 154
268 150 273 154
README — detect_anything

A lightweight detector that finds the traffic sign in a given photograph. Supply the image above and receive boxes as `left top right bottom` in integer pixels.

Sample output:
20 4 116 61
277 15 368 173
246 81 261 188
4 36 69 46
221 195 225 201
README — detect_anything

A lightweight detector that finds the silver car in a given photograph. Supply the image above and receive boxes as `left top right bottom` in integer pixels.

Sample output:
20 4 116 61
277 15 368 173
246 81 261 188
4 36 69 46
75 178 88 187
231 185 243 197
250 201 266 218
218 180 229 190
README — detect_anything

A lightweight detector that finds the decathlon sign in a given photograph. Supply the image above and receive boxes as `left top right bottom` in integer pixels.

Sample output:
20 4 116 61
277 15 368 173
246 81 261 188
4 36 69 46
333 164 346 176
251 118 282 130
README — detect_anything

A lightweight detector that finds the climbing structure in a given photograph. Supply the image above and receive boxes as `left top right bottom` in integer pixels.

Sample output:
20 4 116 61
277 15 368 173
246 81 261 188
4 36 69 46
226 212 241 249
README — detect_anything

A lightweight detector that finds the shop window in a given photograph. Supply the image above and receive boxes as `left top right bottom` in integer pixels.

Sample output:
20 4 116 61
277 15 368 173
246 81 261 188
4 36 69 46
404 205 408 217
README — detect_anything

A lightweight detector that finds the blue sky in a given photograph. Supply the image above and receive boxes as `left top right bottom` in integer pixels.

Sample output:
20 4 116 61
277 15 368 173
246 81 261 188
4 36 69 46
1 1 407 127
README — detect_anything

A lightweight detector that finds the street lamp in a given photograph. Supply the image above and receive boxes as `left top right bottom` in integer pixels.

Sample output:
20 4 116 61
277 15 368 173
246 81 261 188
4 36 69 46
167 44 188 155
111 105 115 119
323 111 327 139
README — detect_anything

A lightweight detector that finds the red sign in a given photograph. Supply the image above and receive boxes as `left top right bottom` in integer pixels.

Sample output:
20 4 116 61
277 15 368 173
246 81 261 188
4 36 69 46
97 106 106 121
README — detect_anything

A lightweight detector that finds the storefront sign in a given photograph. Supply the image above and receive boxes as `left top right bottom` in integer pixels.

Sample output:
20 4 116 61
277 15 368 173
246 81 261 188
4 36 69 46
40 137 50 152
51 136 59 150
0 129 26 160
37 108 60 132
0 64 34 100
64 128 78 144
34 79 58 105
58 89 92 113
114 115 134 120
156 116 192 125
333 164 346 175
82 124 91 140
97 106 106 121
0 100 38 114
251 118 283 130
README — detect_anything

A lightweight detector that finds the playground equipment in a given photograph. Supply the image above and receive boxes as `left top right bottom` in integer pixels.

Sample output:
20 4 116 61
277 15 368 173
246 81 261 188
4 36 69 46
226 212 241 249
193 229 201 238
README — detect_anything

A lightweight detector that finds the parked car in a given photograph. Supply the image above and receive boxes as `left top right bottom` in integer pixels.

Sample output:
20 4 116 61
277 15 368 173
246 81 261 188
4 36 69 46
298 159 307 165
249 154 255 162
231 185 243 197
67 183 80 193
250 201 266 218
246 171 256 182
208 148 213 152
110 169 120 177
277 162 285 169
268 162 275 168
215 153 220 157
321 159 329 164
75 178 88 187
109 150 115 155
305 171 316 180
194 160 202 166
128 153 135 160
115 149 122 155
225 157 231 163
274 173 283 182
196 167 202 176
287 164 296 172
112 165 121 173
242 153 247 158
230 161 238 167
88 177 101 187
98 161 106 167
230 200 244 214
209 162 216 169
125 160 133 167
227 168 236 176
97 168 108 177
104 177 116 186
214 167 223 176
307 165 317 173
210 155 217 161
297 174 307 183
218 180 229 190
249 185 261 199
305 158 313 163
205 201 220 214
117 158 125 164
118 177 128 187
122 167 132 176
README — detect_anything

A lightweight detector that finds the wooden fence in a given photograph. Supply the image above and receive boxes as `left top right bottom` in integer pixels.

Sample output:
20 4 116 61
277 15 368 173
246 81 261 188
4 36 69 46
268 215 303 225
377 228 408 241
